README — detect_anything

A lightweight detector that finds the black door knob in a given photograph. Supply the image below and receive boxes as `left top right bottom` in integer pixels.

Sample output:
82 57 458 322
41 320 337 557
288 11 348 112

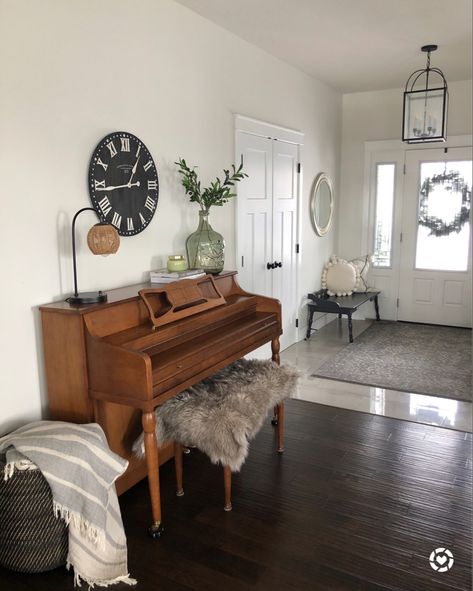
275 261 282 268
266 262 275 270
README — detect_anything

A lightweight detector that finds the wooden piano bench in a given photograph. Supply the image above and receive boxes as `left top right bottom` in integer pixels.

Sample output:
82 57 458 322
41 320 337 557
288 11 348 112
134 359 298 512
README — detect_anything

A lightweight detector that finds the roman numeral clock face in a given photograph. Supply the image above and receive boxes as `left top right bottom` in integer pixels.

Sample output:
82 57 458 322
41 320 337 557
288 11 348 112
88 132 159 236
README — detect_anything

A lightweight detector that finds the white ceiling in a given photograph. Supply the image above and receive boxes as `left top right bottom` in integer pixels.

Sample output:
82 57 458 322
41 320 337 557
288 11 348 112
175 0 472 93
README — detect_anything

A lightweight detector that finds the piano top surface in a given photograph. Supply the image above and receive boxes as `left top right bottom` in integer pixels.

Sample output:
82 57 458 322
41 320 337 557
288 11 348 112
39 271 238 314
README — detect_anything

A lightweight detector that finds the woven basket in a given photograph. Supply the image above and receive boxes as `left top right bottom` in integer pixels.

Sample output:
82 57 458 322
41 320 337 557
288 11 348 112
0 463 68 573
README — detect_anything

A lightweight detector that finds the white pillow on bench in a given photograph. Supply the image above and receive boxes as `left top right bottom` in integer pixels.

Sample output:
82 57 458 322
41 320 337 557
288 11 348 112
321 255 359 296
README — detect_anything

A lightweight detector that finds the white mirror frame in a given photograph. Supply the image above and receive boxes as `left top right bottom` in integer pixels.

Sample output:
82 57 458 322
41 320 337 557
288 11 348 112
310 172 334 236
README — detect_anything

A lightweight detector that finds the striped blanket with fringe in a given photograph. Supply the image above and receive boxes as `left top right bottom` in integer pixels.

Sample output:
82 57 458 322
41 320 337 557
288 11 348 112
0 421 136 587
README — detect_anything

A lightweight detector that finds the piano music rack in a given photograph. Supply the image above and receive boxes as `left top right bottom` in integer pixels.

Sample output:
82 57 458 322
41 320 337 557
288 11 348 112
139 274 226 330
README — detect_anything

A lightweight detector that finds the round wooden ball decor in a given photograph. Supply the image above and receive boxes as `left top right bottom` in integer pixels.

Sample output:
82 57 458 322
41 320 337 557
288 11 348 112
87 223 120 255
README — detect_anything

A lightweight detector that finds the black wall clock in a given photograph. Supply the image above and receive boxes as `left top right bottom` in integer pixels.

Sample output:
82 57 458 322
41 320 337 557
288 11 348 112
88 131 159 236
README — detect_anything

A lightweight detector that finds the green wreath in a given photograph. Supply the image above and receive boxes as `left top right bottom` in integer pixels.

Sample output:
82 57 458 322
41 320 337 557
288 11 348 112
418 170 471 237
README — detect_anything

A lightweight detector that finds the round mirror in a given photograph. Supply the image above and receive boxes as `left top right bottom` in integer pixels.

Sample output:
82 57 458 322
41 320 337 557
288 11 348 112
310 172 334 236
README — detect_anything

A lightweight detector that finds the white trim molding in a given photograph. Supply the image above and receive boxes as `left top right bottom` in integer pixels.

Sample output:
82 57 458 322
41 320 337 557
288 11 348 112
234 114 304 145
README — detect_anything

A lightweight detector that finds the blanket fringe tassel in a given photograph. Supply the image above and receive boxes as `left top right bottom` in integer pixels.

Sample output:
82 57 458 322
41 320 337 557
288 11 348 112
54 501 106 549
67 562 137 588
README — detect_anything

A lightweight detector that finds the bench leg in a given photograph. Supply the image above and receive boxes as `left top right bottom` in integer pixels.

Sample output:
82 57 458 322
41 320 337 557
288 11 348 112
348 312 354 343
223 466 232 511
306 308 315 339
276 402 285 453
174 442 184 497
374 295 380 321
270 337 281 425
142 411 164 538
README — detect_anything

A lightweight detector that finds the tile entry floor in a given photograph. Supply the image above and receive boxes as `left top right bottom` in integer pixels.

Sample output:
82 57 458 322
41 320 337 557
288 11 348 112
281 319 472 433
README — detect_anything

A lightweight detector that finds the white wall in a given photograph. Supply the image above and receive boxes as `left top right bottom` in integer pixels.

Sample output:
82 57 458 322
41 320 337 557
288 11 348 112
338 80 472 258
0 0 341 434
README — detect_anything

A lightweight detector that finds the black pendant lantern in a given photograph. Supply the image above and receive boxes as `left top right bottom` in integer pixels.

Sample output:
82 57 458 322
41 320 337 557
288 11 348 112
402 45 448 143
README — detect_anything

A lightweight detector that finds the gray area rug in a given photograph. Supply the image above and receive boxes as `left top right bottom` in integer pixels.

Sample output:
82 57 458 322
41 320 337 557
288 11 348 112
312 321 472 402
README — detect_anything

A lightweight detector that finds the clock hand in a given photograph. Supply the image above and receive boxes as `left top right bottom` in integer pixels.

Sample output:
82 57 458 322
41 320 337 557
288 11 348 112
128 155 140 186
95 181 140 191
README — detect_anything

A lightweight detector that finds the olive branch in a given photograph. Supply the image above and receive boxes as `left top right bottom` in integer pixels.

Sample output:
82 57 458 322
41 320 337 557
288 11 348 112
175 157 247 212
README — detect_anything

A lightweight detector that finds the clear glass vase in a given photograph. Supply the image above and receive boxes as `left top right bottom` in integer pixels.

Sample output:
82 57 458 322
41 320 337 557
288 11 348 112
186 210 224 274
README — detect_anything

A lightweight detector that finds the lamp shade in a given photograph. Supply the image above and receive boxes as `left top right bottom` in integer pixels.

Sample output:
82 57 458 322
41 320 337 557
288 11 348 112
87 222 120 255
402 45 448 144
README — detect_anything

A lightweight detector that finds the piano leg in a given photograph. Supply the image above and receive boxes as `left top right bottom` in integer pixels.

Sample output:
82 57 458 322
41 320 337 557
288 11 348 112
142 411 164 539
174 442 184 497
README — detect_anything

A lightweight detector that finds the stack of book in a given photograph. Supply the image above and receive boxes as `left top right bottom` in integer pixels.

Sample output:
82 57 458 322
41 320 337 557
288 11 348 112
149 268 206 284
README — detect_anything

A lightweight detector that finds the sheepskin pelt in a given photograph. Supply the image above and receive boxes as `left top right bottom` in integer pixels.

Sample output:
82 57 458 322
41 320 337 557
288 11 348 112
133 359 298 472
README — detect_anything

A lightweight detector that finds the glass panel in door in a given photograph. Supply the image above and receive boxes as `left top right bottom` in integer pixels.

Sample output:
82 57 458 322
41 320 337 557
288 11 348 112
415 160 471 271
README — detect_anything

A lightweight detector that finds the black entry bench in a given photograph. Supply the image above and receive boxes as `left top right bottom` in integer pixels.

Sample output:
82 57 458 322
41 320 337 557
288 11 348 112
306 289 381 343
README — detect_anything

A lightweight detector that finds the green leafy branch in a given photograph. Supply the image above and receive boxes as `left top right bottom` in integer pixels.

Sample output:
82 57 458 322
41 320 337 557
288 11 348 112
175 157 248 212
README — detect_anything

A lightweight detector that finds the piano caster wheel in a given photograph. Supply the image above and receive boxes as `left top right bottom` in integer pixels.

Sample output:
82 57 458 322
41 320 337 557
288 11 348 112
277 447 284 454
183 447 191 455
224 503 232 512
271 417 278 426
148 522 164 539
176 488 184 497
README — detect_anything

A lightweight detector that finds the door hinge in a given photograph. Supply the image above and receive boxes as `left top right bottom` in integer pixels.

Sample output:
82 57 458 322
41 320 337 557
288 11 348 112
296 243 300 254
400 232 403 243
297 163 301 173
396 298 399 308
403 164 406 174
295 318 299 328
241 255 244 268
444 147 448 154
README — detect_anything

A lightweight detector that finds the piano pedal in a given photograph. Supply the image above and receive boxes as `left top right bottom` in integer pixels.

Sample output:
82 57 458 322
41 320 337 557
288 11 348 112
148 521 164 539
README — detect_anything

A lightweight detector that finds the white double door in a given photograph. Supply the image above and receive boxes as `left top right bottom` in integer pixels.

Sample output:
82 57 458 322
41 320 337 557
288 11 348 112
236 129 300 351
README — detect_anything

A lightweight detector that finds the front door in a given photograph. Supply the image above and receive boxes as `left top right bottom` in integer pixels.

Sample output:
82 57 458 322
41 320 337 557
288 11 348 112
398 147 472 326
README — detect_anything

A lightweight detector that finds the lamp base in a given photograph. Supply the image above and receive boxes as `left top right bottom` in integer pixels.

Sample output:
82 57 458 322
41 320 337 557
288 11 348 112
67 291 107 305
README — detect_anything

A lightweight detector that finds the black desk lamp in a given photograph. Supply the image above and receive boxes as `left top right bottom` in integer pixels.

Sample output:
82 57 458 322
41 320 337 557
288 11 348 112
67 207 120 304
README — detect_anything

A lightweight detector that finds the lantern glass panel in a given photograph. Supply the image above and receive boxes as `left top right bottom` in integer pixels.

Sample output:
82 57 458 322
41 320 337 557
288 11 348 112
403 87 447 143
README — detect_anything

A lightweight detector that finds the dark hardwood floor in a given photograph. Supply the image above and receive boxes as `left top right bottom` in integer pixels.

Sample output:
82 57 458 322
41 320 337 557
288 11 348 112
1 400 471 590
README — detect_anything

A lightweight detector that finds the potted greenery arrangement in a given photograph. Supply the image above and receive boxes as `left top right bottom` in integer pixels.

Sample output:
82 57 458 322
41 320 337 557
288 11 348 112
175 157 247 273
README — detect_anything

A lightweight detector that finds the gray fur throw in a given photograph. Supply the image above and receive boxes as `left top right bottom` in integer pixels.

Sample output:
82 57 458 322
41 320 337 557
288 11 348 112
133 359 298 472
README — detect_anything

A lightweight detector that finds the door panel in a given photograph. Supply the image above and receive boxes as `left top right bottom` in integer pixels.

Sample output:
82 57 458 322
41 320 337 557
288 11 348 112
236 133 273 300
398 147 472 326
236 130 300 351
272 141 298 349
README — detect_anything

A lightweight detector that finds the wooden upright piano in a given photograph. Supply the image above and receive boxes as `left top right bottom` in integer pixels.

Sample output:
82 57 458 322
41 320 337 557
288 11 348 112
40 271 282 536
